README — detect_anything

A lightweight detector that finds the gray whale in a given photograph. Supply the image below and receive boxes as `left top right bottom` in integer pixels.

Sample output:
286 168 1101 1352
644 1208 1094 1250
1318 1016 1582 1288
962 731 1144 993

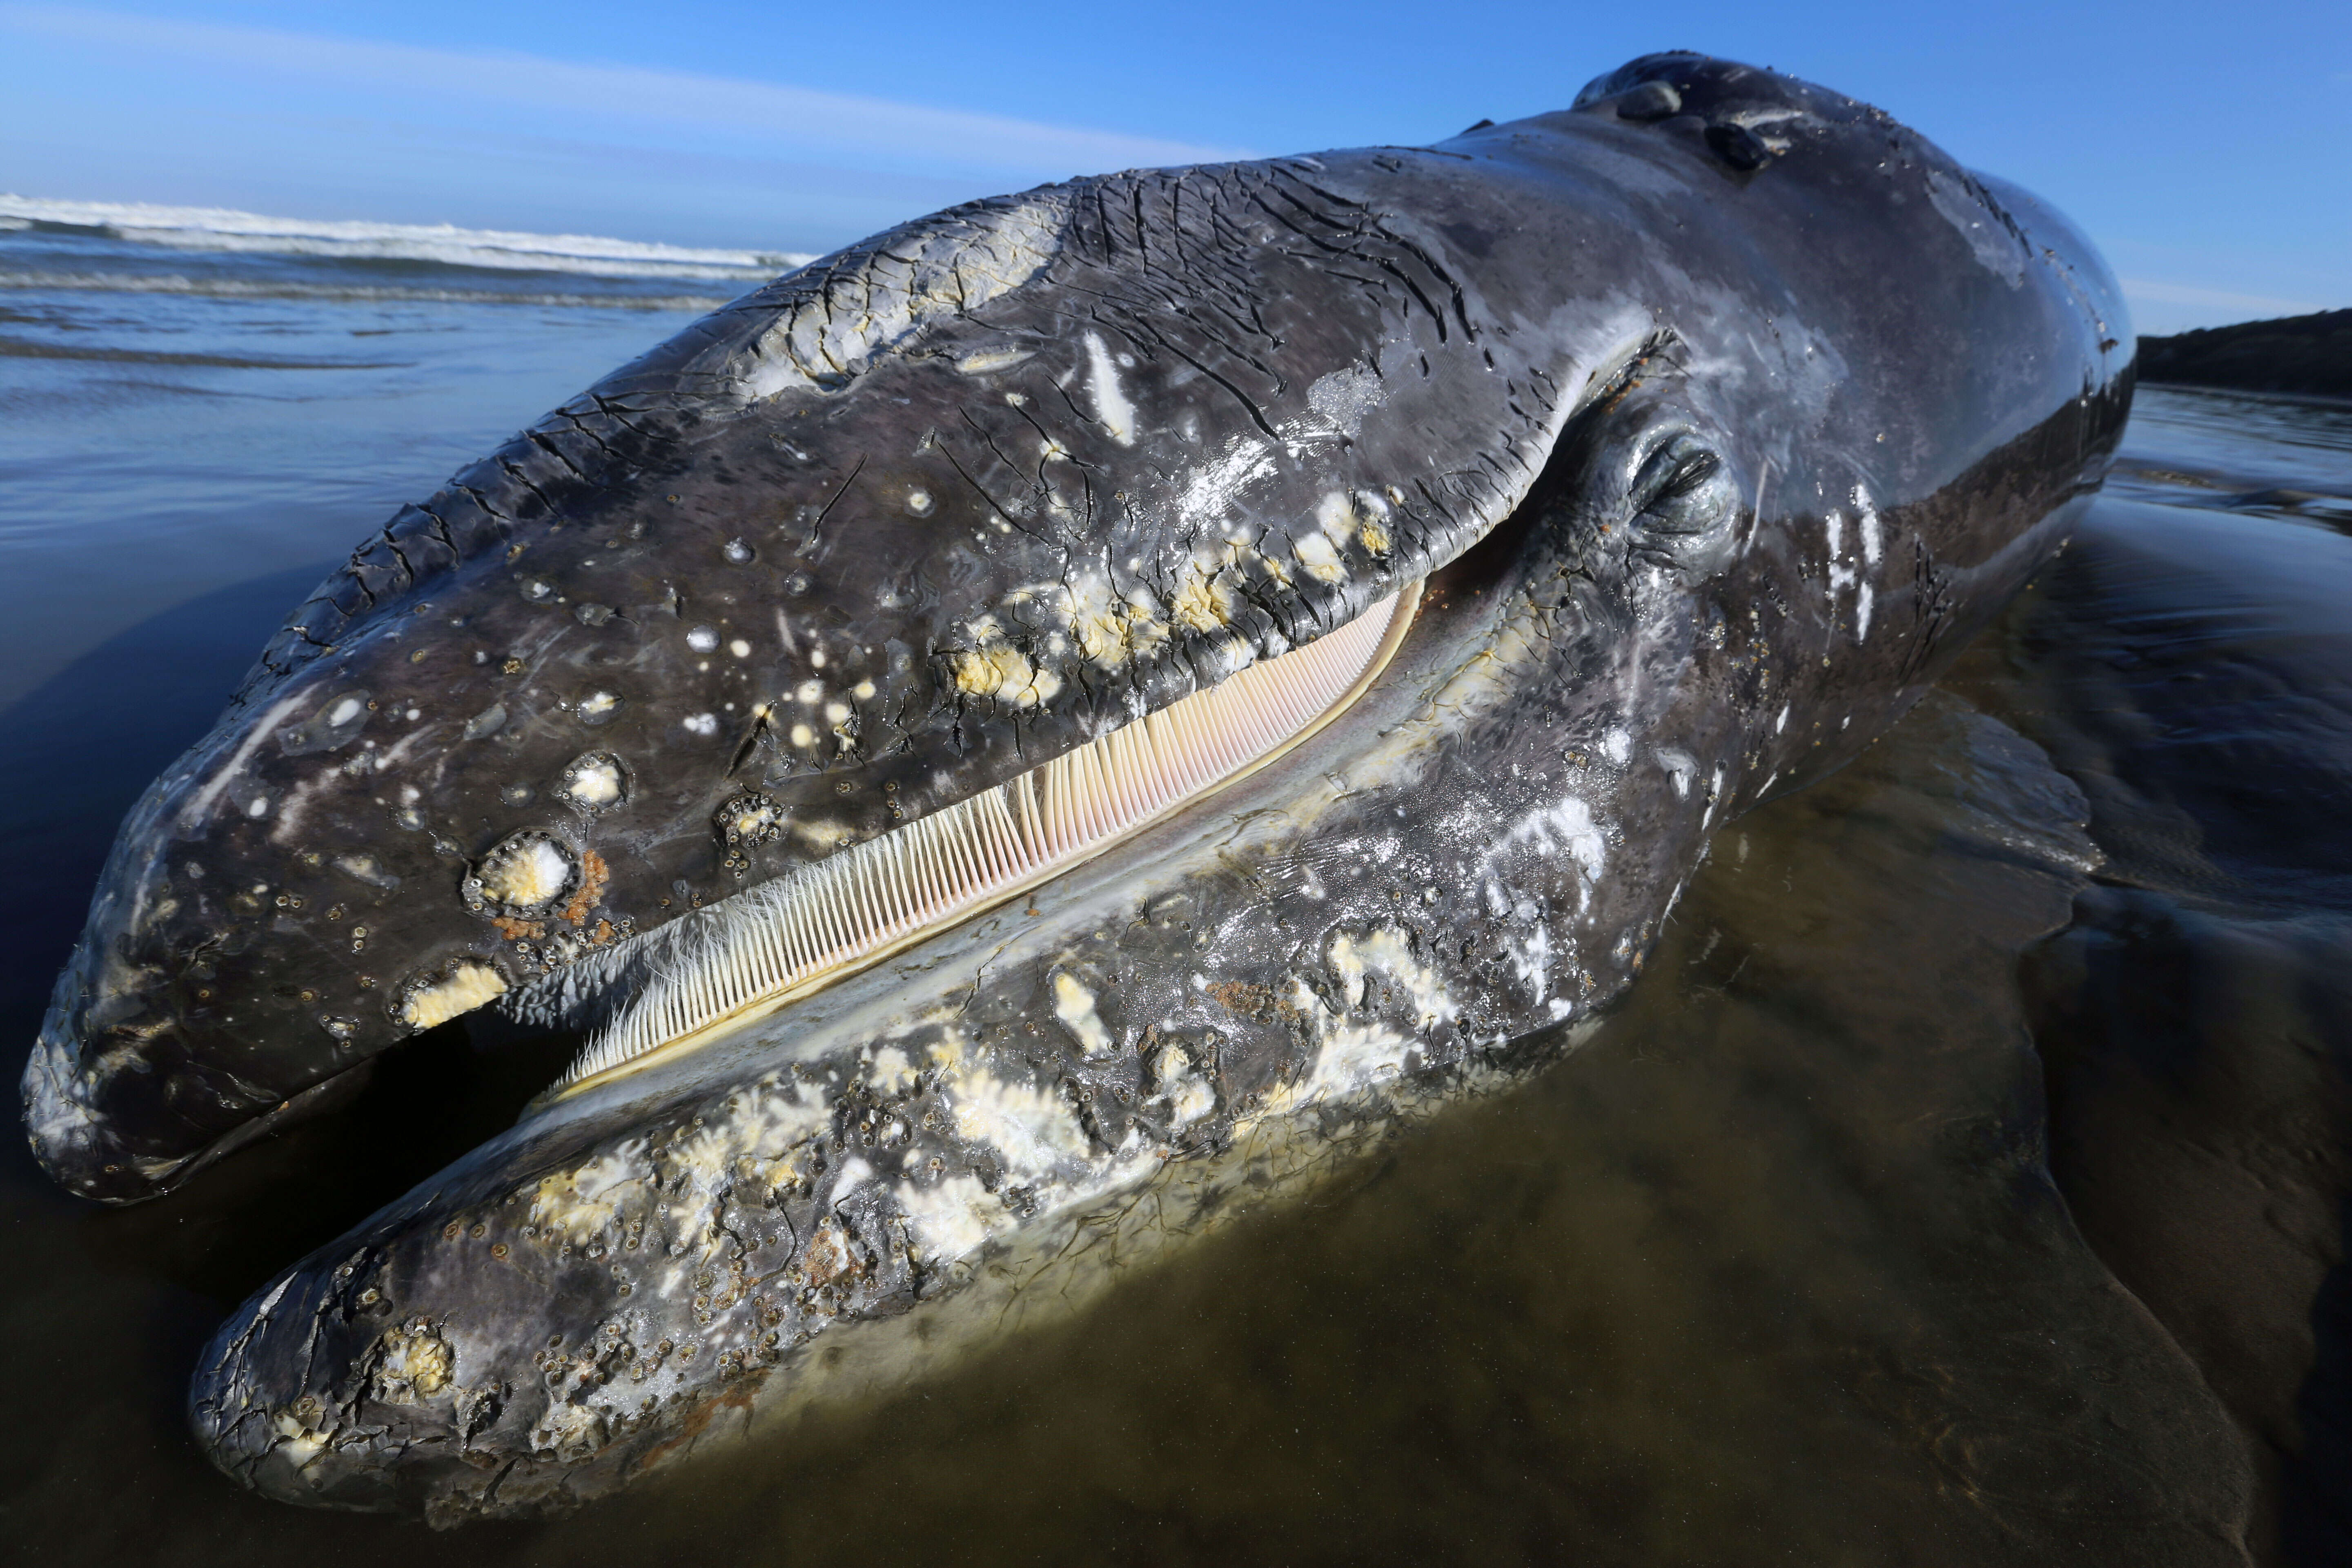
18 53 2129 1517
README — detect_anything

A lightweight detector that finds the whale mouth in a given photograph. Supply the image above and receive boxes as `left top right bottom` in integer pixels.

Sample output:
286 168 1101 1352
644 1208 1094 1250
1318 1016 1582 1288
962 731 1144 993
519 584 1423 1100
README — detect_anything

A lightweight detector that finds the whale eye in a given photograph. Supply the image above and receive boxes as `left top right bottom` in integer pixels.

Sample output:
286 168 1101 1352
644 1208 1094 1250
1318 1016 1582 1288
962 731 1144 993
1628 434 1726 534
1622 430 1741 571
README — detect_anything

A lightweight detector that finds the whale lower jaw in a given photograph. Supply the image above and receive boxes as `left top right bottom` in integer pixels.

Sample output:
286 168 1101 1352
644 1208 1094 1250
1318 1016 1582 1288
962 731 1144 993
193 1027 1580 1525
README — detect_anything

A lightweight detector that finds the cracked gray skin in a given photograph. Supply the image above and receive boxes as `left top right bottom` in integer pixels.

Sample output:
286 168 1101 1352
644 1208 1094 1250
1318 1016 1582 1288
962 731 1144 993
19 54 2127 1517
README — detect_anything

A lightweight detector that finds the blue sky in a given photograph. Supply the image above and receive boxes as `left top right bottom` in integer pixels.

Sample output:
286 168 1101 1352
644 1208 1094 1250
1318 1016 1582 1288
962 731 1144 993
1 0 2344 333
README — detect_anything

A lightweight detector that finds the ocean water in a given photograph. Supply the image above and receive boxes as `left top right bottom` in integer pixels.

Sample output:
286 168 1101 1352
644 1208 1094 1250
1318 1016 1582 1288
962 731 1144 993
1 205 2348 1565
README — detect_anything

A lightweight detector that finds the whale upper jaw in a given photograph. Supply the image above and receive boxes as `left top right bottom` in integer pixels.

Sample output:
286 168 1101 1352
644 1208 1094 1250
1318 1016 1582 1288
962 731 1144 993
26 150 1621 1205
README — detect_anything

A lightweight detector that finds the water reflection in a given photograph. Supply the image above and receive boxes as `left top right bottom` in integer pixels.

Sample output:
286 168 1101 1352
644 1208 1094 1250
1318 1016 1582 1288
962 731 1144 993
1949 452 2352 1562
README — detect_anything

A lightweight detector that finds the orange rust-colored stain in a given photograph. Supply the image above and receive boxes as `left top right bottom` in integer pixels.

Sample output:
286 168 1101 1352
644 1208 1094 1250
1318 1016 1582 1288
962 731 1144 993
492 915 546 942
797 1221 863 1290
561 850 610 927
638 1371 772 1470
1205 980 1305 1029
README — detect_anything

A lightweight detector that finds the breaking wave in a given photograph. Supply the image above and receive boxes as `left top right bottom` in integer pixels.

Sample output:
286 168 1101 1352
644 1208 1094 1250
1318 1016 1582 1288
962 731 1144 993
0 268 737 312
0 195 812 283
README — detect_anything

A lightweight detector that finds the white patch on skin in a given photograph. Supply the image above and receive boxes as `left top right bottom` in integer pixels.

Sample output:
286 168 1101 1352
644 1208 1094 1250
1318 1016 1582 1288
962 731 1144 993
535 1074 835 1259
1172 437 1278 538
532 1143 650 1244
270 1413 327 1463
790 817 852 851
1603 729 1633 766
1328 932 1369 1008
577 690 621 722
1302 1022 1414 1098
683 713 719 737
1296 488 1389 576
946 1069 1090 1176
1327 926 1455 1027
956 346 1035 376
1053 572 1167 668
1051 973 1116 1056
401 961 508 1031
1775 705 1789 734
1308 485 1394 559
1293 531 1345 582
1657 749 1697 801
1167 554 1241 634
181 684 309 829
796 680 824 703
1502 798 1608 895
1825 498 1880 636
1314 489 1355 540
896 1174 1004 1265
668 1077 837 1249
365 730 430 777
1082 330 1138 445
367 1319 454 1403
687 626 720 654
790 723 815 748
729 639 752 659
334 851 398 890
531 1401 607 1459
1153 1043 1216 1127
1304 364 1383 439
867 1045 915 1092
948 615 1062 708
1853 484 1883 565
1505 920 1555 1006
479 838 572 907
829 1156 873 1199
564 758 623 808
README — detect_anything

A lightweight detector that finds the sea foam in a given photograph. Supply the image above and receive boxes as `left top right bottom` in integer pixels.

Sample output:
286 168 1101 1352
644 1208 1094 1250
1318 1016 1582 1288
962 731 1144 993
0 195 812 282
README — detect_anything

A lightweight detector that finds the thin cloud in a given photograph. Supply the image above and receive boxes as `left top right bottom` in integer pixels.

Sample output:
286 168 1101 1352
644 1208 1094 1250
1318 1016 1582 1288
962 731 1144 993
1 6 1253 177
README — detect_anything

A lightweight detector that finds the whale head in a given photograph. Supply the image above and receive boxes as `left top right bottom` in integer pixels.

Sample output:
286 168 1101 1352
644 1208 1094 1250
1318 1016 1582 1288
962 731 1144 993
17 54 2129 1516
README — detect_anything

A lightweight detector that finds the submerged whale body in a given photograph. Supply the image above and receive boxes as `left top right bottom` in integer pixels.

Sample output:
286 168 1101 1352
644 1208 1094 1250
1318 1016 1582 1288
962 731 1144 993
19 54 2129 1517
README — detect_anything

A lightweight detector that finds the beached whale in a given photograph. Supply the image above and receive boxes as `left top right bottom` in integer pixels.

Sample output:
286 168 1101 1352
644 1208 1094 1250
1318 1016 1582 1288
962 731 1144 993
21 53 2128 1517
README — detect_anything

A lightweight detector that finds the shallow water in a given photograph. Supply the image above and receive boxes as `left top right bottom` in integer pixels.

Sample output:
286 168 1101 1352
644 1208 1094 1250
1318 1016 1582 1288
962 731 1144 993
2 215 2348 1564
